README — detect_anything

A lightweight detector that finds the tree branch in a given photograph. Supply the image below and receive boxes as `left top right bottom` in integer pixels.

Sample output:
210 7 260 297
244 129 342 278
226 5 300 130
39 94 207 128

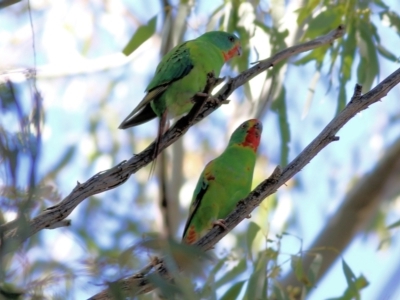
0 25 347 253
88 66 400 299
280 136 400 290
0 0 21 10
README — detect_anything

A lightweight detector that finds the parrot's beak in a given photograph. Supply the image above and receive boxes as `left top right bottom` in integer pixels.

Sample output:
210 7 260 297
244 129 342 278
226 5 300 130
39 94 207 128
253 121 263 135
236 44 242 56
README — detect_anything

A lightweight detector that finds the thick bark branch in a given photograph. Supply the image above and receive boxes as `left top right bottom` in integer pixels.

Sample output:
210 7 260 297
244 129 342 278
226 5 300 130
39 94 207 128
0 25 346 252
88 67 400 299
0 0 21 9
280 137 400 290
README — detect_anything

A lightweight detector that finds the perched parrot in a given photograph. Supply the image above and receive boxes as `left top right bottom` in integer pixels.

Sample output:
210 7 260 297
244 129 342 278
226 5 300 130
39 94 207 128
182 119 263 245
119 31 242 160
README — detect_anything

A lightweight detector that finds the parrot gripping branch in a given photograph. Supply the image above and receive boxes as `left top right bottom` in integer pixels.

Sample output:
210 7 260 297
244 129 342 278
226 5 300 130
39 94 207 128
2 26 345 252
88 66 400 299
1 24 399 299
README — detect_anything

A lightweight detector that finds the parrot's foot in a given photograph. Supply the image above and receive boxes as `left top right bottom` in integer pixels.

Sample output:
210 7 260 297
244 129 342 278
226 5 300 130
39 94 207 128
150 256 161 267
213 219 228 230
194 92 209 98
207 96 219 105
191 93 229 106
206 71 225 87
207 97 230 106
246 214 251 219
237 199 245 206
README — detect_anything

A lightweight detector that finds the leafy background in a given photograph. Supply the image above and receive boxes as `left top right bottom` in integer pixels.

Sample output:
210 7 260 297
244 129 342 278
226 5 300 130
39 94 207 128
1 0 400 299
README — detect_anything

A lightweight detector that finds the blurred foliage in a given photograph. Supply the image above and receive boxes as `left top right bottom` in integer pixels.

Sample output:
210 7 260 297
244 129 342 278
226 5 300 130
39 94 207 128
123 15 158 56
0 0 399 299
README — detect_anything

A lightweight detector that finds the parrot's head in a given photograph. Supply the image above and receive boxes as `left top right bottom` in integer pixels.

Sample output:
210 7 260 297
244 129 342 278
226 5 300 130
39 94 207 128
230 119 263 151
200 31 242 61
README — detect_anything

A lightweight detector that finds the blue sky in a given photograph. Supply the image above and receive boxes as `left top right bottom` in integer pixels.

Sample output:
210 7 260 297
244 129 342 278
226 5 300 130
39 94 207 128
1 0 400 299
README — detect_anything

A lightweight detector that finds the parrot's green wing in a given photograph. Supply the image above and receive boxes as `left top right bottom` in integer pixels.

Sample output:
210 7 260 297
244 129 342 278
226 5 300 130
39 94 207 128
118 42 194 129
182 119 263 245
146 42 194 91
182 162 212 238
120 31 241 129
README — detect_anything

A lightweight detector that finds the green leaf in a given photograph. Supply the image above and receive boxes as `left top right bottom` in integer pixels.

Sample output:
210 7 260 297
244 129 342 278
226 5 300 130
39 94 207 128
295 0 322 25
215 258 247 289
357 19 379 93
147 273 186 299
246 222 261 261
342 259 358 296
374 0 389 9
220 280 246 300
376 43 399 62
122 15 157 56
307 253 323 287
291 255 311 287
342 259 355 284
339 21 356 82
208 255 229 279
254 20 271 34
199 272 217 300
272 284 291 300
356 57 368 91
388 219 400 229
327 274 369 300
336 20 356 113
354 274 369 290
269 27 289 54
271 87 290 167
380 10 400 37
336 84 346 114
244 252 268 300
305 8 343 40
294 46 328 67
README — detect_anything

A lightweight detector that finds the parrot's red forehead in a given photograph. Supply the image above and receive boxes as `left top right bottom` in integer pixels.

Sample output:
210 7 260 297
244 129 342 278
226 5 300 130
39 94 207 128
240 123 262 151
222 44 242 61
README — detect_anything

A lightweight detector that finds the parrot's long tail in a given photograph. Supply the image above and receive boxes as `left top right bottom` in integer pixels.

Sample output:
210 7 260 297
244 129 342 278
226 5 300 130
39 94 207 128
149 111 168 177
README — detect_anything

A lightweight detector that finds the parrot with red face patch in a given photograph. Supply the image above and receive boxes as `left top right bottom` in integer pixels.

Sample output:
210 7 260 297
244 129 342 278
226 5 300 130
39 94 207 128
182 119 263 244
119 31 242 163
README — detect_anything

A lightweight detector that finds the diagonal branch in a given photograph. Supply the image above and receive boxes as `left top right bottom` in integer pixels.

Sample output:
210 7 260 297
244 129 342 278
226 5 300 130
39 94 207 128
280 136 400 290
1 26 346 253
89 67 400 299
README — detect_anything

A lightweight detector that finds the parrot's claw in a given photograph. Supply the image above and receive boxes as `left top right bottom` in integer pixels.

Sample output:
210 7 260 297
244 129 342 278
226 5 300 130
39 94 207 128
194 92 209 98
246 214 251 219
237 199 245 206
208 97 230 106
213 219 228 230
150 256 161 266
208 97 219 105
191 94 229 106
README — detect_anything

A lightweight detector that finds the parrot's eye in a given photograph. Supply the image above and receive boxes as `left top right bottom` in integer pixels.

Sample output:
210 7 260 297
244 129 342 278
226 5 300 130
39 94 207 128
228 36 235 42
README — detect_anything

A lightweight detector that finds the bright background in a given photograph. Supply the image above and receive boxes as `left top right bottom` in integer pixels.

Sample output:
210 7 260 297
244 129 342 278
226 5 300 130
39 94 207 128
1 0 400 299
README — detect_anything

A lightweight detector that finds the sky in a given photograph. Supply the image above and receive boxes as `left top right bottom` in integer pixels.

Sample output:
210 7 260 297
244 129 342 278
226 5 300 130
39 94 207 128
1 0 400 299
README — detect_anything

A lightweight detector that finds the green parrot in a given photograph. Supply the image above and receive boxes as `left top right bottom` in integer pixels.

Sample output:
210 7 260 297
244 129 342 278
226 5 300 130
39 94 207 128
182 119 263 245
119 31 242 159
